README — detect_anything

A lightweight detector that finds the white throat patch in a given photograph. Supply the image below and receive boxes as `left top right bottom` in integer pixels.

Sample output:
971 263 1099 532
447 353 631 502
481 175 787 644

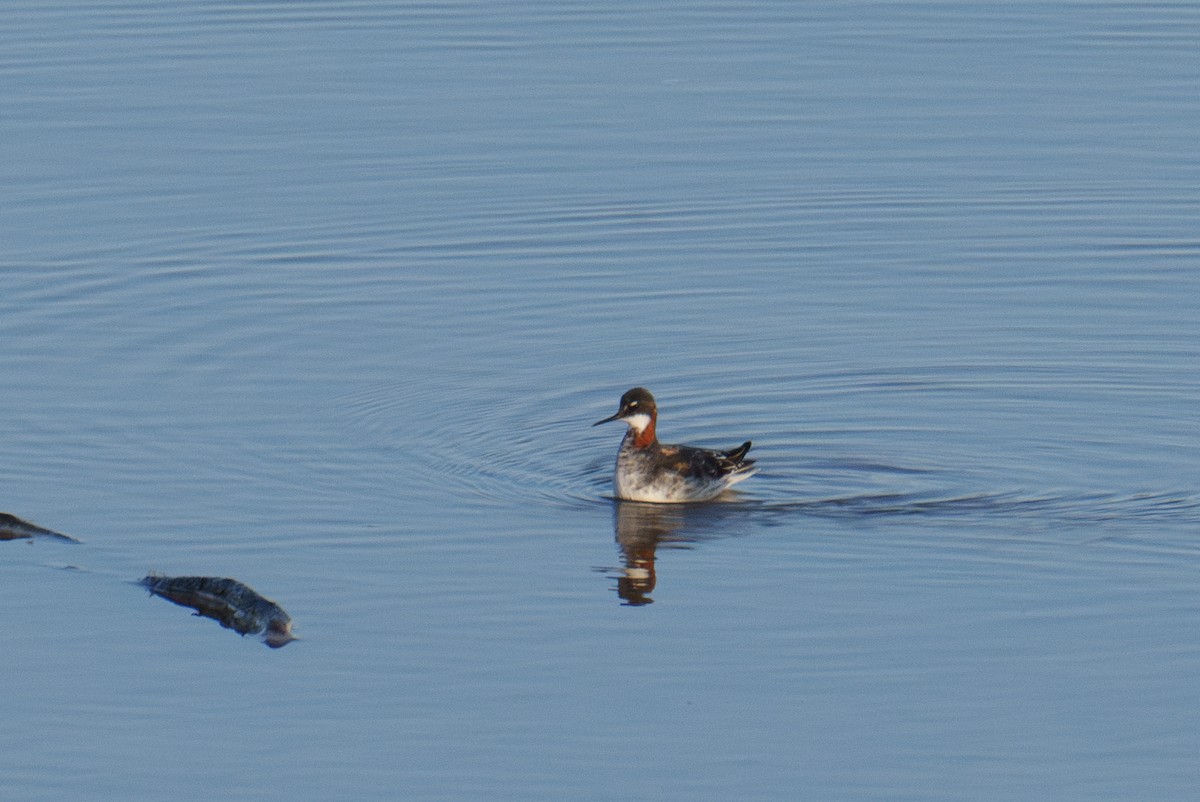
622 412 652 433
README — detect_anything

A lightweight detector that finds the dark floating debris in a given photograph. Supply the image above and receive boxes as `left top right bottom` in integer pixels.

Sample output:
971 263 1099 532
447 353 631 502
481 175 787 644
141 575 296 648
0 512 78 543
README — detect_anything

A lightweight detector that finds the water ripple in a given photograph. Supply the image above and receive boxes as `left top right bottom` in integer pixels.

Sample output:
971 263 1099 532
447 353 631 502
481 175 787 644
339 364 1200 538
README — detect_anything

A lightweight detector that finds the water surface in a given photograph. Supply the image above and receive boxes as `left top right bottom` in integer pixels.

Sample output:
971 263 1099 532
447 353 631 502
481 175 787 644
3 2 1199 799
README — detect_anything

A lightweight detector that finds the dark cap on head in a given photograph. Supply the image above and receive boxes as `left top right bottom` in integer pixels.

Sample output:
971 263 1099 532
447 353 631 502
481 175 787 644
593 387 657 426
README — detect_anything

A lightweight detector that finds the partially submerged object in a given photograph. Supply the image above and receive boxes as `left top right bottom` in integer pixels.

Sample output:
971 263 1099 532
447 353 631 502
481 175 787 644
141 574 296 648
2 513 294 647
0 512 78 542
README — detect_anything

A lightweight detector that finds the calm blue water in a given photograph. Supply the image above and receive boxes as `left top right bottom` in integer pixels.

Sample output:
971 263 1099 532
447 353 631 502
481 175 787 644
3 2 1199 799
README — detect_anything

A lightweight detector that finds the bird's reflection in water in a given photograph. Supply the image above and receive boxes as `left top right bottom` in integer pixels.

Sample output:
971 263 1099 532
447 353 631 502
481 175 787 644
612 502 676 605
609 500 746 606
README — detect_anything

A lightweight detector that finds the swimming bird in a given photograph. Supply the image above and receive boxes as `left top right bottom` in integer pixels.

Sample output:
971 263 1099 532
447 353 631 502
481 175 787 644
593 387 757 503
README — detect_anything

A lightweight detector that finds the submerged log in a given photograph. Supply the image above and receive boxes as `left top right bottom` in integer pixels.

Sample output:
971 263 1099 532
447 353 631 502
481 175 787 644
0 512 78 542
141 575 295 648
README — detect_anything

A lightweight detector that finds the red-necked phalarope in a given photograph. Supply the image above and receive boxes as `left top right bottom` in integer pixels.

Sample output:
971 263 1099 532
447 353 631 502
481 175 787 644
593 387 757 503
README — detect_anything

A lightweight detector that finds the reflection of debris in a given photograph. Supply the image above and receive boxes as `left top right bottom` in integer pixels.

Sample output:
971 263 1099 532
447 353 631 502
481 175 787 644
141 575 296 648
0 512 78 542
